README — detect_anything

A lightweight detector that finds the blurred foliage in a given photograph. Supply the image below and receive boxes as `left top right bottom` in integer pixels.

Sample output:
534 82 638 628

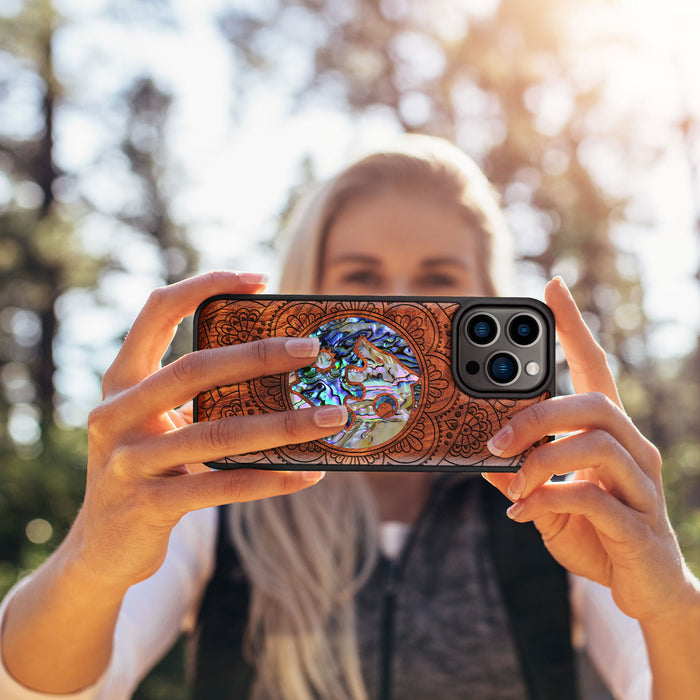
1 0 700 699
0 1 196 696
0 0 95 605
0 419 88 599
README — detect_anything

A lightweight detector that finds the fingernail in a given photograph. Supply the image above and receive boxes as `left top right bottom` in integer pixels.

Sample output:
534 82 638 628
506 502 524 520
286 337 320 358
507 471 525 500
314 405 348 428
238 272 269 285
303 471 325 483
552 275 570 295
487 425 513 457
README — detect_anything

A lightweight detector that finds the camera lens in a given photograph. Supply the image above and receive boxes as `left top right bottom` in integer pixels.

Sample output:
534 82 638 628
508 314 540 347
487 352 519 385
466 313 498 345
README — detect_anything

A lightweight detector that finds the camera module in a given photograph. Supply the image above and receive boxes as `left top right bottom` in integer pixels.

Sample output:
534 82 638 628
507 314 540 347
455 301 552 398
466 313 498 346
487 352 520 385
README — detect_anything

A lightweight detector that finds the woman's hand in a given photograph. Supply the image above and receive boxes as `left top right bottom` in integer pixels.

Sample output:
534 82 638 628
482 277 697 625
75 271 347 589
2 270 350 694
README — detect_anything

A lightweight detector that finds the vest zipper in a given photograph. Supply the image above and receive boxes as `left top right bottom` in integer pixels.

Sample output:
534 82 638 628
379 559 398 700
377 476 449 700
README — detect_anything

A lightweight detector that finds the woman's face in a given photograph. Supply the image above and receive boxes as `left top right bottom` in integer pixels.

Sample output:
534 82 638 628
318 189 487 296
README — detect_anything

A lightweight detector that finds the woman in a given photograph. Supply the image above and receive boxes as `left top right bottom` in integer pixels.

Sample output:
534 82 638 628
1 136 699 699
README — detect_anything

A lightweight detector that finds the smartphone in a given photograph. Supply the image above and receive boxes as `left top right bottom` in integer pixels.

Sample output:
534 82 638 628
193 295 555 472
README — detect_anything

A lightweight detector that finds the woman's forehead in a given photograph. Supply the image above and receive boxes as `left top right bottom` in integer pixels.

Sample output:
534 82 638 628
323 191 477 260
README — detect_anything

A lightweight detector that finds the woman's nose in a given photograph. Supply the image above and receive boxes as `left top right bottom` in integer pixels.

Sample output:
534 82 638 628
383 278 411 296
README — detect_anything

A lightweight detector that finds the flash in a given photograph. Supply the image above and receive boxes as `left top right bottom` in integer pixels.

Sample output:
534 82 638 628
525 361 540 376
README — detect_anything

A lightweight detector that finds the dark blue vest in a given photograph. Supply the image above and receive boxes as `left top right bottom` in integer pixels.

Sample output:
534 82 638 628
190 479 578 700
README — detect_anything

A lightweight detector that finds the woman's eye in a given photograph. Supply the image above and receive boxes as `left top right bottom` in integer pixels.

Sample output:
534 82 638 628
416 273 460 290
340 270 383 288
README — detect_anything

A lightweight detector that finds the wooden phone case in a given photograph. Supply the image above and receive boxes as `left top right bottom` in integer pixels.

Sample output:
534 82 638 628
194 295 554 471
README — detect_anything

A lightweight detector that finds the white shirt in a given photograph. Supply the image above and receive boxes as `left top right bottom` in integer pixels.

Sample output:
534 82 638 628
0 507 651 699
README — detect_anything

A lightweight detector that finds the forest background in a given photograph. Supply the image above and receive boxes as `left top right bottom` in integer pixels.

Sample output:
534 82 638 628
2 0 700 697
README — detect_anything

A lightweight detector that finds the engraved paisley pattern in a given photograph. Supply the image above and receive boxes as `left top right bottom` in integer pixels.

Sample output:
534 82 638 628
454 402 495 457
209 308 261 345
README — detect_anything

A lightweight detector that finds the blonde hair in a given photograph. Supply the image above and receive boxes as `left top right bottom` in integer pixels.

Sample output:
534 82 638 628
230 135 515 700
230 475 378 700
